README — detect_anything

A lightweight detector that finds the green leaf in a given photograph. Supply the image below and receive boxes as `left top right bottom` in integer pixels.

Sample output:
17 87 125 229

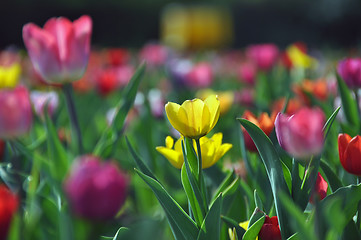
135 169 199 240
45 113 69 180
94 63 146 157
239 180 255 216
238 118 291 238
197 193 223 240
221 216 246 239
100 227 129 240
336 73 360 130
281 160 292 194
126 137 157 181
320 160 343 192
287 233 301 240
248 208 265 227
253 190 263 212
322 107 340 140
242 215 265 240
212 171 235 203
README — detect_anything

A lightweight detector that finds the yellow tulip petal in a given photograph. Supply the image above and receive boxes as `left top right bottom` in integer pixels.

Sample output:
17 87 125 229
211 132 223 146
200 104 211 136
165 136 174 149
214 143 233 163
204 95 220 130
165 102 184 133
156 146 183 169
182 99 205 137
174 137 183 152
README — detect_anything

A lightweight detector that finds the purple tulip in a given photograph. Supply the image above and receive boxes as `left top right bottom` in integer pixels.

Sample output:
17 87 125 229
23 15 92 84
275 107 325 159
337 58 361 89
30 90 59 119
0 86 32 139
64 155 128 221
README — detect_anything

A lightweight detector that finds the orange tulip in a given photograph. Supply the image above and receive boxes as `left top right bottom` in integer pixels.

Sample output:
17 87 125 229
338 134 361 176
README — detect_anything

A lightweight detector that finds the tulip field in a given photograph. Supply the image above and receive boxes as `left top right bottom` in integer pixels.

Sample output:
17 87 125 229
1 14 361 240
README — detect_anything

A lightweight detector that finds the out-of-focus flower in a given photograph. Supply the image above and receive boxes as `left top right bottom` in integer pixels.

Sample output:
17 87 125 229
258 216 282 240
139 43 168 68
64 155 128 221
0 184 18 240
272 97 303 115
238 62 256 85
107 48 130 66
30 90 59 119
293 79 328 104
246 44 279 71
310 172 328 203
0 63 21 89
235 89 254 107
156 133 232 169
241 110 275 152
282 42 318 69
197 89 234 115
0 86 32 139
275 107 325 159
165 95 220 139
337 58 361 89
148 89 165 118
23 15 92 84
338 133 361 176
167 58 193 87
185 62 213 88
156 136 183 168
95 68 118 96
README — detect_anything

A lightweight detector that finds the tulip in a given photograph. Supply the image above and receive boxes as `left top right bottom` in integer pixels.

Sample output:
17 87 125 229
156 133 232 169
0 140 4 161
0 86 32 139
139 43 168 68
338 134 361 176
165 95 220 139
238 62 256 85
0 63 21 89
275 107 325 159
337 58 361 89
310 172 328 203
293 79 328 105
107 48 130 66
22 15 92 84
30 90 59 119
185 62 213 88
283 42 318 69
64 155 128 220
242 110 275 152
246 44 279 71
0 184 18 240
258 216 282 240
272 97 303 115
95 68 118 96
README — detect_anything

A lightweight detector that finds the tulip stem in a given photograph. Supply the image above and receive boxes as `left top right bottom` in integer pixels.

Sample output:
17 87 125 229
62 83 83 154
195 139 202 185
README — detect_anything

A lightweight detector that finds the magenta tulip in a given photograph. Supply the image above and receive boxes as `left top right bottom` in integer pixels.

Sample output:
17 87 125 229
185 62 213 88
0 86 32 139
275 107 325 159
337 58 361 89
23 15 92 84
246 44 279 71
64 155 128 221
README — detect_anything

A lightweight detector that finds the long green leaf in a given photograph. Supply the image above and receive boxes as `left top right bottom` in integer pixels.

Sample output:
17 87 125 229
238 119 291 239
320 160 343 192
212 170 235 203
197 194 223 240
135 169 199 240
94 63 146 156
242 216 265 240
322 107 340 140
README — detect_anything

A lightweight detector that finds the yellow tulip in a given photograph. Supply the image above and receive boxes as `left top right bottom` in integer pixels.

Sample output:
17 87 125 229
197 89 234 115
0 63 21 89
165 95 220 139
156 133 232 169
286 45 318 69
156 136 184 169
228 220 258 240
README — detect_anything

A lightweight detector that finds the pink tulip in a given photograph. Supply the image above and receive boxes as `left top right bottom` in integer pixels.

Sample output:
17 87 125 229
22 15 92 84
64 155 128 221
185 62 213 88
337 58 361 89
30 90 59 119
139 43 168 68
0 86 32 139
246 44 279 71
275 107 325 159
238 62 256 85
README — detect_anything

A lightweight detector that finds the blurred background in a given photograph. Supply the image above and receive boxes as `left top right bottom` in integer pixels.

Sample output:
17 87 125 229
2 0 361 50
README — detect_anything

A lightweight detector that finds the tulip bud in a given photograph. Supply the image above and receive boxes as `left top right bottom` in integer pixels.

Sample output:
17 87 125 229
64 155 128 221
0 86 32 139
30 90 59 119
275 107 325 159
338 134 361 176
310 172 328 203
23 15 92 84
258 216 282 240
0 184 18 240
337 58 361 89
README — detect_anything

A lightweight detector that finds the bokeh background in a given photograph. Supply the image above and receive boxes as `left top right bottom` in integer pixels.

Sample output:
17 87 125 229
2 0 361 50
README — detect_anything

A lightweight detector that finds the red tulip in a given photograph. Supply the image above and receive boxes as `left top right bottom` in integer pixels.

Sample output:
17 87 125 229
0 140 4 161
337 58 361 89
338 134 361 176
0 86 32 139
64 155 128 221
0 184 18 240
275 107 325 159
258 216 281 240
23 15 92 84
310 172 328 203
